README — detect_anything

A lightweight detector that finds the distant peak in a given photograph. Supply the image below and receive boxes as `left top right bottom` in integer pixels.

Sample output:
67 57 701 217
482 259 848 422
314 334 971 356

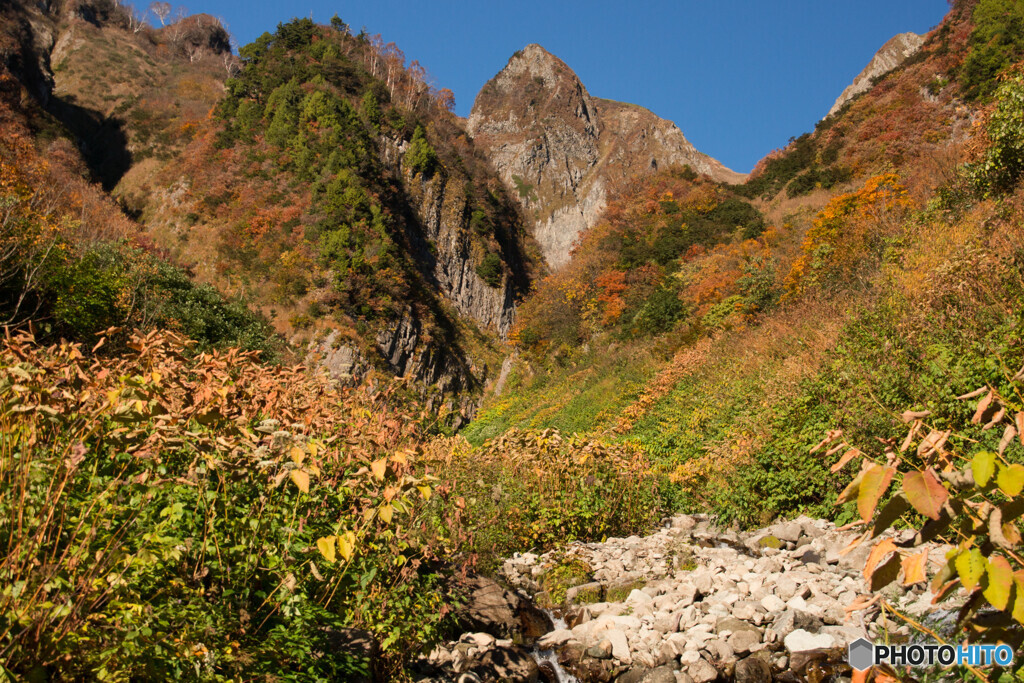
517 44 554 58
504 43 576 78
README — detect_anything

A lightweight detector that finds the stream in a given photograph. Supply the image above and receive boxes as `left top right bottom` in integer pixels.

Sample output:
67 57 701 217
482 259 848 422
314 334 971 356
531 609 579 683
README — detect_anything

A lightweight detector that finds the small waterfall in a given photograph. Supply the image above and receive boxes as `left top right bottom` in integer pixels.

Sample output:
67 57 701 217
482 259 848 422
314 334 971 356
530 609 579 683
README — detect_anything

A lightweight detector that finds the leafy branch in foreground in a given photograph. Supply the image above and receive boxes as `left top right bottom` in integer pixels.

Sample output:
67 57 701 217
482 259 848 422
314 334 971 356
817 361 1024 674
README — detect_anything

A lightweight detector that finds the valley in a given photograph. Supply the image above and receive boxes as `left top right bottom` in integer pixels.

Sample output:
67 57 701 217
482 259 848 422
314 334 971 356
1 0 1024 681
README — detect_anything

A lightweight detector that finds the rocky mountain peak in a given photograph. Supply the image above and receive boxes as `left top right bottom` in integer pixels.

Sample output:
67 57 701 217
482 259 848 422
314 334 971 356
827 32 924 118
469 44 744 269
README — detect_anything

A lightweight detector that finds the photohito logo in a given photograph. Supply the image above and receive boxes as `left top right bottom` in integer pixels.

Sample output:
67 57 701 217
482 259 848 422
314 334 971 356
848 638 1015 671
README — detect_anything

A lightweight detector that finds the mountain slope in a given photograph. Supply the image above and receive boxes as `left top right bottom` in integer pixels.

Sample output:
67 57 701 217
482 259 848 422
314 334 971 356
467 0 1024 529
0 4 546 424
468 44 745 269
826 32 924 117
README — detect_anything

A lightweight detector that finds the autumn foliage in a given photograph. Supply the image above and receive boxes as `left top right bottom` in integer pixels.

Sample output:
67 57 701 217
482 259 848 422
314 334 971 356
513 169 771 352
0 328 469 678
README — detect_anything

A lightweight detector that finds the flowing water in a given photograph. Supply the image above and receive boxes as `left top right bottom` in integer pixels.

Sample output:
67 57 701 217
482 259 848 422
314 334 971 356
530 609 579 683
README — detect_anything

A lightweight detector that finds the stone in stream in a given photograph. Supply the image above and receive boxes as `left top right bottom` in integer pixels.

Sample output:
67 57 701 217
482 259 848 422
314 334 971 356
518 601 555 641
536 628 573 650
473 645 539 682
455 576 518 636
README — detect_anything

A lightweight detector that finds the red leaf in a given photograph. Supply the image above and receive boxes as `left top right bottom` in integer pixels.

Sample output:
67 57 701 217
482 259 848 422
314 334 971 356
831 448 862 473
903 470 948 520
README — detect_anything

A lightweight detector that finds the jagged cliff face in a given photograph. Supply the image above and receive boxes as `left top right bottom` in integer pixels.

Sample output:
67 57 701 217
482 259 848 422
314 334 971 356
827 32 924 117
468 44 746 269
382 137 519 337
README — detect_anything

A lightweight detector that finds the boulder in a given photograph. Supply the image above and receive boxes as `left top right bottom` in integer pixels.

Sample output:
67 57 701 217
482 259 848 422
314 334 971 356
518 601 555 641
641 666 678 683
566 581 604 605
773 522 803 543
606 629 631 664
714 617 760 638
536 629 572 650
456 576 519 636
760 595 785 613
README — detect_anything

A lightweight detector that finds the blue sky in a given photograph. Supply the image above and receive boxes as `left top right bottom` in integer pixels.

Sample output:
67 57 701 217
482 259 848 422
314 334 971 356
151 1 949 172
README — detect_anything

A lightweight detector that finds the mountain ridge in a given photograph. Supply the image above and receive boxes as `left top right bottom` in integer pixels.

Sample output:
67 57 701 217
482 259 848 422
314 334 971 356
826 31 924 118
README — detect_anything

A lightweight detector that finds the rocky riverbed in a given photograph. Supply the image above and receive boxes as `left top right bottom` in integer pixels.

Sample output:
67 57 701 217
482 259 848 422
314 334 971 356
412 514 958 682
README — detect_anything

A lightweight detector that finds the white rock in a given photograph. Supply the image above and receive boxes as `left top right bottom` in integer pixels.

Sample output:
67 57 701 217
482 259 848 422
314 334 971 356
761 595 785 613
786 595 808 611
784 629 835 653
606 629 631 664
732 602 758 621
537 629 572 649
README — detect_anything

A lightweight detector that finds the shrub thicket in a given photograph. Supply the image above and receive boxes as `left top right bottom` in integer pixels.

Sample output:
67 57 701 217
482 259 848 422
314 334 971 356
0 330 465 679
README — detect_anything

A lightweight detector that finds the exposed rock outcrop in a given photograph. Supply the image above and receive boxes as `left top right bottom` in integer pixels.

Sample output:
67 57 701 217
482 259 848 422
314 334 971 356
468 44 745 269
827 32 924 118
384 136 520 337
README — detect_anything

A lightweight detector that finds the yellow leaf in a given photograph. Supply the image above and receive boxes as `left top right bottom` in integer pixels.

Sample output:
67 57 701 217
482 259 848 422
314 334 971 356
316 536 336 564
151 371 162 385
289 446 305 466
417 485 432 501
390 452 407 466
1013 572 1024 624
290 469 309 494
984 555 1013 611
956 547 985 592
307 464 320 477
901 551 928 586
370 458 387 481
379 504 394 524
857 464 895 523
997 464 1024 497
972 451 997 488
307 441 318 458
337 531 356 561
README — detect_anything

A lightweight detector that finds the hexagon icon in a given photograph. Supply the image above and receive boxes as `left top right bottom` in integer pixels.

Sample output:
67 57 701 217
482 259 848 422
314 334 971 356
848 638 875 671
